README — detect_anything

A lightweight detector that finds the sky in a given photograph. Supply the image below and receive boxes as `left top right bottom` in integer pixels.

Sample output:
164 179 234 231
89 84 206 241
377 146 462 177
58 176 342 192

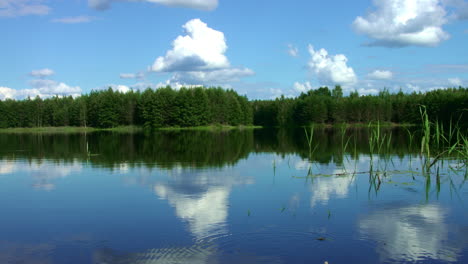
1 0 468 100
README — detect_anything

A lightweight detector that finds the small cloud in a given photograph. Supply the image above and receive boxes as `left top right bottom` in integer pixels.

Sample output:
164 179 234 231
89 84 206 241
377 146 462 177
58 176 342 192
119 72 145 79
0 0 51 17
89 0 218 11
170 67 254 84
293 81 312 93
406 83 421 93
0 86 16 100
30 68 55 78
356 88 379 95
307 45 357 86
448 77 462 86
51 16 96 24
287 44 299 57
367 70 393 80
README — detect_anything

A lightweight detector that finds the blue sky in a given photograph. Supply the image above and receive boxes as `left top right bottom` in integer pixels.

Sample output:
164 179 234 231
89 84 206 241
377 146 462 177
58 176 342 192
1 0 467 99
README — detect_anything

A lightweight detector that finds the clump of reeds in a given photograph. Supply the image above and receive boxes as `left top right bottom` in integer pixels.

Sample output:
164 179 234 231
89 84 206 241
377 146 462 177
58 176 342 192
304 125 318 159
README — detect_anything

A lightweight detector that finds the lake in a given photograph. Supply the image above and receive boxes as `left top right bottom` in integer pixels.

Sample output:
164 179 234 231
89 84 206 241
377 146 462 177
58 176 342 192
0 128 467 264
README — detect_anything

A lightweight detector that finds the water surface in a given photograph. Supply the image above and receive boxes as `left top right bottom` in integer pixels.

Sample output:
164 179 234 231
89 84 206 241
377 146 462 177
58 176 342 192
0 128 467 263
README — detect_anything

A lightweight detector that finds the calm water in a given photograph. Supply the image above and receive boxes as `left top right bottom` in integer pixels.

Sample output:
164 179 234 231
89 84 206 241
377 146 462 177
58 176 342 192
0 128 467 264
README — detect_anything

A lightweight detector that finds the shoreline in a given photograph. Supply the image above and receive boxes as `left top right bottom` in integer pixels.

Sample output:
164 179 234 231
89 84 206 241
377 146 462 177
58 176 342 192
0 125 262 134
0 122 419 134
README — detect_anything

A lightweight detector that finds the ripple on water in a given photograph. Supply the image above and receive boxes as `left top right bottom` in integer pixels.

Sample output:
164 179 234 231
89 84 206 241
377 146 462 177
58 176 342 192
193 226 341 263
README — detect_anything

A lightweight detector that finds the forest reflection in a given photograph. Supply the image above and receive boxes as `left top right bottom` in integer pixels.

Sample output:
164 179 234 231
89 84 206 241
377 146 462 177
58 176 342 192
0 127 419 169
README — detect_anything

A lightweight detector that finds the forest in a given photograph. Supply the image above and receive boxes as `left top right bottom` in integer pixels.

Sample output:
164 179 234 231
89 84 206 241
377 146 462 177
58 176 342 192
0 86 252 129
253 86 468 127
0 85 466 129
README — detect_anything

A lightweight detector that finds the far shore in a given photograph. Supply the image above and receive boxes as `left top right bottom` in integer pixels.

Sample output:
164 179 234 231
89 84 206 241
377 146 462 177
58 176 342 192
0 125 263 134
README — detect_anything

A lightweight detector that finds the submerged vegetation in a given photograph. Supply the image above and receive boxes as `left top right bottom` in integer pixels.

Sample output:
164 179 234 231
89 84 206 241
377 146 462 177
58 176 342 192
297 105 467 199
0 85 467 130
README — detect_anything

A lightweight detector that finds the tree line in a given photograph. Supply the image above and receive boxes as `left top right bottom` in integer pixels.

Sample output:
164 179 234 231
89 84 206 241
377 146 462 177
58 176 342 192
0 86 252 129
253 86 468 127
0 85 467 129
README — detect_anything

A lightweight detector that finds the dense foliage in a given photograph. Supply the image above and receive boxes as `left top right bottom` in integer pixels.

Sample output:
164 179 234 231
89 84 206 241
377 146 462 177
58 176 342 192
0 86 252 129
253 86 468 127
0 86 466 129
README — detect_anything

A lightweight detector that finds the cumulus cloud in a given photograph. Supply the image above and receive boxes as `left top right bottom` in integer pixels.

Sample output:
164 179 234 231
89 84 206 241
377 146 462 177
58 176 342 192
448 77 462 86
368 70 393 80
152 19 229 72
0 0 50 17
353 0 450 47
287 44 299 57
89 0 218 11
51 16 96 24
307 45 357 86
150 19 254 86
29 68 54 78
293 81 312 93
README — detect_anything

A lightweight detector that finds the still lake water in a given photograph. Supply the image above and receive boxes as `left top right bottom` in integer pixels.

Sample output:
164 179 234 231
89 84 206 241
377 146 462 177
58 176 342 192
0 128 467 264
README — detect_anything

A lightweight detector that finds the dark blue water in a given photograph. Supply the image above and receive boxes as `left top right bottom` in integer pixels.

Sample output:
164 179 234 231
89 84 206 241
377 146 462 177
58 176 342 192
0 129 466 263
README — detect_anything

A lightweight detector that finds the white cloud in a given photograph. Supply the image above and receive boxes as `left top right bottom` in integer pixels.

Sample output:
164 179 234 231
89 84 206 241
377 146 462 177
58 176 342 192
0 87 17 100
0 78 81 100
30 68 55 78
353 0 450 47
357 87 380 95
51 16 96 24
406 83 421 92
307 45 357 86
111 85 131 93
119 72 145 79
89 0 218 11
0 0 50 17
287 44 299 57
170 67 254 84
368 70 393 80
29 79 82 97
448 77 462 86
293 81 312 93
150 19 254 86
151 19 229 72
